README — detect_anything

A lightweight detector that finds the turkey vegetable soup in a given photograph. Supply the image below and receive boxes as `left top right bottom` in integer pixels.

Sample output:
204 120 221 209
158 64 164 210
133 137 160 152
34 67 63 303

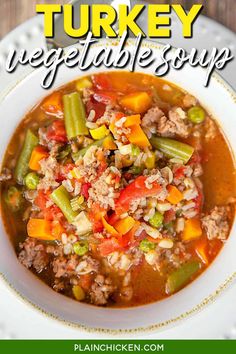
0 72 235 307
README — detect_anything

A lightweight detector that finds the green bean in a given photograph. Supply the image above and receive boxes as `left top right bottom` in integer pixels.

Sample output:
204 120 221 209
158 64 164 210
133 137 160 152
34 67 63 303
24 172 39 190
71 137 106 161
63 92 88 139
50 185 78 223
139 239 156 253
149 211 163 229
187 106 205 124
14 129 39 184
150 136 194 164
166 261 201 295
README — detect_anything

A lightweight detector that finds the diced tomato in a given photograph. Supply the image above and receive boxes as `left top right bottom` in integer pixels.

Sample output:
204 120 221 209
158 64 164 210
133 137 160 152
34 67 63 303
93 91 118 105
115 176 161 215
98 238 121 257
79 274 92 291
88 204 106 233
118 233 132 249
35 190 48 210
81 183 91 200
92 219 104 233
174 166 186 180
97 160 107 176
164 209 176 224
47 120 67 143
194 187 204 214
56 163 75 182
44 204 62 221
42 92 63 116
35 190 62 221
86 96 106 121
92 74 112 91
108 212 120 226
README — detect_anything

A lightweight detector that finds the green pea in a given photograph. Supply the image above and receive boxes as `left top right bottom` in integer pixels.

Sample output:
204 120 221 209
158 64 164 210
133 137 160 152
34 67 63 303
149 211 163 229
187 106 205 124
73 241 89 256
4 186 22 212
139 239 156 253
24 172 40 190
131 144 140 157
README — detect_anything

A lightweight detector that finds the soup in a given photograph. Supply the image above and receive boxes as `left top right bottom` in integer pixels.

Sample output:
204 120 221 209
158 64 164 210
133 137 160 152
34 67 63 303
0 72 235 307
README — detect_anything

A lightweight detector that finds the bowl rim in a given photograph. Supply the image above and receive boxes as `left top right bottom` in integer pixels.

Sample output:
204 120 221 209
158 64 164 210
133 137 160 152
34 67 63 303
0 37 236 335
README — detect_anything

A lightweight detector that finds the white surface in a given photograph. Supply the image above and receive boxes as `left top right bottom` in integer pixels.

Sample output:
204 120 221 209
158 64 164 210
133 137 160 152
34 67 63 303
0 14 236 339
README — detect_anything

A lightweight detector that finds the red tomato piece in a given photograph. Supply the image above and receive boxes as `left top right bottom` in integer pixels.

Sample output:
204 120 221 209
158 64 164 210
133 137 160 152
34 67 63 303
115 176 161 215
108 212 120 226
81 183 91 200
92 219 104 233
93 91 118 105
79 274 92 291
56 163 75 182
47 120 67 143
164 209 176 224
92 74 112 91
98 238 121 257
86 96 106 121
174 166 186 180
35 190 48 210
194 187 204 214
35 190 62 221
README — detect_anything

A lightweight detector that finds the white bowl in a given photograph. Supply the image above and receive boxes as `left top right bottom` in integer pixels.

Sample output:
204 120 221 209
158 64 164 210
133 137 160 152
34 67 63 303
0 39 236 334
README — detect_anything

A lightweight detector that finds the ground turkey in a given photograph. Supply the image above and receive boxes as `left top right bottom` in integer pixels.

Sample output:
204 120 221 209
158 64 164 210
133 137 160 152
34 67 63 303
89 274 116 305
201 206 230 240
18 237 49 272
142 106 191 138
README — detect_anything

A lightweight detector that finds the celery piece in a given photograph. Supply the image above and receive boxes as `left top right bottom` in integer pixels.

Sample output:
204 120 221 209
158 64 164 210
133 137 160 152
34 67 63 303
166 261 201 294
14 129 39 184
50 185 77 223
150 136 194 164
63 92 88 139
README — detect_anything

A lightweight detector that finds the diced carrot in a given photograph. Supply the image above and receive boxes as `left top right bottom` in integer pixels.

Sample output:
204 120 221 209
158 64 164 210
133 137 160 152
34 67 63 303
29 146 49 171
126 124 151 148
195 238 208 264
102 216 119 237
42 92 63 116
114 216 136 235
103 136 117 150
147 236 160 243
124 114 141 127
166 185 183 205
79 274 92 291
182 218 202 242
27 218 56 240
109 112 125 135
119 92 152 113
51 220 64 239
